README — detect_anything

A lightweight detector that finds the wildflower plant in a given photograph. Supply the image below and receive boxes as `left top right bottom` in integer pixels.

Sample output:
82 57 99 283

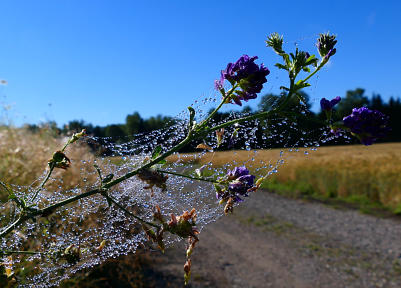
0 32 390 286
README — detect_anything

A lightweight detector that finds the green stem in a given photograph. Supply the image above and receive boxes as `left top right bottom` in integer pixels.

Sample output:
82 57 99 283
197 85 238 130
29 163 55 203
0 135 193 238
103 135 193 189
156 169 218 184
300 60 326 85
0 188 102 238
0 181 24 208
1 85 290 239
29 135 73 204
0 62 324 240
0 217 25 238
61 140 70 152
201 106 297 136
2 250 45 255
276 78 295 111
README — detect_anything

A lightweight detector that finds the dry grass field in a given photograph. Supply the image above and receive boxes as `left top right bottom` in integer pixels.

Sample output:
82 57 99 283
168 143 401 213
0 126 96 201
1 127 400 212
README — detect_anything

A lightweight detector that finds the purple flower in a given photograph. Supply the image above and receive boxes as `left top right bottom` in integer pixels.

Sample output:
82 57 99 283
227 166 250 179
227 166 255 200
320 96 341 111
343 107 390 145
216 55 270 106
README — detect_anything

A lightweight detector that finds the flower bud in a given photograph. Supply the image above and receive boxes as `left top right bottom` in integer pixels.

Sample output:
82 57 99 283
48 151 71 170
95 240 107 252
63 244 80 264
69 129 86 144
195 165 206 177
320 96 341 112
266 32 284 54
224 197 234 214
255 177 265 188
153 205 164 223
317 32 337 59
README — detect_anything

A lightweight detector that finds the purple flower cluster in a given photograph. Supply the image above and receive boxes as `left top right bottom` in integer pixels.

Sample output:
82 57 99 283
343 107 390 145
215 55 270 106
226 166 255 202
320 96 341 111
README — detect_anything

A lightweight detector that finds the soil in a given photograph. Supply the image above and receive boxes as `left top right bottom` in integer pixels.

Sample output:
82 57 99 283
144 191 401 288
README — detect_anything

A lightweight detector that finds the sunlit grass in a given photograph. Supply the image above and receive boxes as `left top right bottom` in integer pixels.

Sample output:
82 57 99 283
0 126 96 201
168 143 401 213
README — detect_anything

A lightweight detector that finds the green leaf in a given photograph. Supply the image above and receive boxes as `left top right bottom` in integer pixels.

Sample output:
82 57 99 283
102 174 114 183
214 184 222 193
295 80 311 90
152 145 162 159
302 67 311 73
305 54 318 66
274 63 288 71
151 145 167 165
7 191 16 200
187 106 195 129
282 54 291 67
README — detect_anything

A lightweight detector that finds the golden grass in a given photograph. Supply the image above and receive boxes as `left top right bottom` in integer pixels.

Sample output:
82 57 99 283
0 126 96 201
1 125 400 211
168 143 401 211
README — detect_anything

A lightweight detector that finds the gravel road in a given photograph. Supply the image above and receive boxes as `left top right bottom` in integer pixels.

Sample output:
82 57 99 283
149 191 401 288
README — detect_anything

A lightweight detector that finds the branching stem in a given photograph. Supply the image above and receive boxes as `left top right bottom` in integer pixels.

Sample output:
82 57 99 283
0 55 326 240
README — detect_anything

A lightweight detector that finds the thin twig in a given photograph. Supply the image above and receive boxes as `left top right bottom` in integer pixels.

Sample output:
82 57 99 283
156 169 218 184
104 194 159 228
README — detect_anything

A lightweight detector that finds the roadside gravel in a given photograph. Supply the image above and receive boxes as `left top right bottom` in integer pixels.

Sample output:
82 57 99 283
151 190 401 288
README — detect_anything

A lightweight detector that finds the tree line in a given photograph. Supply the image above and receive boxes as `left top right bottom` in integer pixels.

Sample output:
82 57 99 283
25 88 401 151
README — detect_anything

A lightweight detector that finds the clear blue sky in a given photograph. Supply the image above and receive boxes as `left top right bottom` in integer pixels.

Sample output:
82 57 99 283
0 0 400 127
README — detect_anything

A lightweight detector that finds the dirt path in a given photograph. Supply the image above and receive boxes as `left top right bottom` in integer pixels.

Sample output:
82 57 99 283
149 191 401 288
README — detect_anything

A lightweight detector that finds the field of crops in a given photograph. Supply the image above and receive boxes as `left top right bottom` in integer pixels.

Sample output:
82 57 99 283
169 143 401 213
2 126 400 213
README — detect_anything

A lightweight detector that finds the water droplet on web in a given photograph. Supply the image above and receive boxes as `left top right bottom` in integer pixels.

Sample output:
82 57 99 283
0 80 349 287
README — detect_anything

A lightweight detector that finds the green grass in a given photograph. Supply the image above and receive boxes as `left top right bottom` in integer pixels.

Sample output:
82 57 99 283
260 178 392 217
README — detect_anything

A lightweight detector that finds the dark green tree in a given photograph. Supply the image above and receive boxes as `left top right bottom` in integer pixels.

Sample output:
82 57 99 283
104 124 126 138
336 88 369 116
126 112 144 136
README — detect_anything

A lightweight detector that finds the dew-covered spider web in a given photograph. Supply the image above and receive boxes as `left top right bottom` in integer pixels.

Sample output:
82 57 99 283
0 40 351 288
